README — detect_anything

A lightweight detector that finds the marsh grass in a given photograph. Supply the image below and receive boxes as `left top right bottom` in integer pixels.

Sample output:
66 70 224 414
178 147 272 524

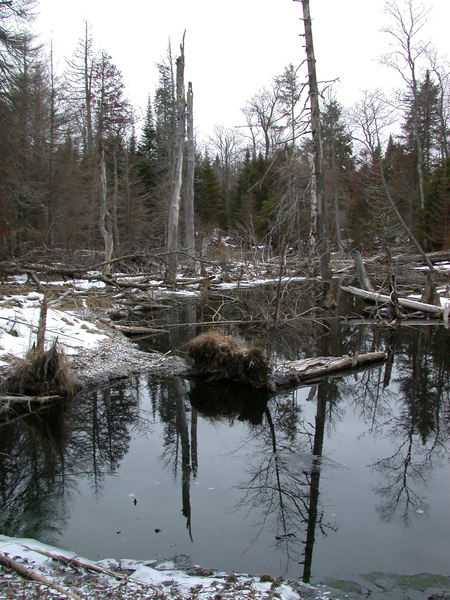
185 330 270 389
2 341 81 397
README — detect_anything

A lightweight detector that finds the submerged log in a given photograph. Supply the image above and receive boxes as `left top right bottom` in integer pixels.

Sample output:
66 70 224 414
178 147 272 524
271 352 386 388
341 285 445 317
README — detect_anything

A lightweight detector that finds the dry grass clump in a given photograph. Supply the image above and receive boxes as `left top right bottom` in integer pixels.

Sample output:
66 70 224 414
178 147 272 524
2 341 81 397
185 330 270 389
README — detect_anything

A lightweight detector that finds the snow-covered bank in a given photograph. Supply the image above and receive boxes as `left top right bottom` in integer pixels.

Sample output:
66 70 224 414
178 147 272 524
0 535 330 599
0 287 187 387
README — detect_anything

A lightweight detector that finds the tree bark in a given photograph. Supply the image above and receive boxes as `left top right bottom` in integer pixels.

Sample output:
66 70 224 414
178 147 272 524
300 0 332 298
165 36 186 285
351 250 374 292
99 146 114 275
184 81 196 268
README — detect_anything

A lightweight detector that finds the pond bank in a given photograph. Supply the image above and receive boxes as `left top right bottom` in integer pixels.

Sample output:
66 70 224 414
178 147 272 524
1 535 448 600
0 534 329 599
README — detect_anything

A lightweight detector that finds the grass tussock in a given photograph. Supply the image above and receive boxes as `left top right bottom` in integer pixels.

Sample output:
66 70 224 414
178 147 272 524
2 340 81 397
185 331 270 389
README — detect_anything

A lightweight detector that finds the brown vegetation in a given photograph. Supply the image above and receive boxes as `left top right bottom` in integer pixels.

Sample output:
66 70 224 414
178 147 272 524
2 341 81 397
185 331 271 389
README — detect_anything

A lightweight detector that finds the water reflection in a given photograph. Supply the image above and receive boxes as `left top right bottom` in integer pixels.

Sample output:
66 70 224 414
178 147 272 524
0 307 448 582
0 379 144 540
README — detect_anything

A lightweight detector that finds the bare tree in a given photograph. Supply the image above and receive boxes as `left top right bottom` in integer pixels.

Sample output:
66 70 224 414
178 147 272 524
382 0 430 211
242 84 282 160
165 35 186 285
183 81 195 268
298 0 332 304
351 90 435 272
98 143 113 274
209 125 242 229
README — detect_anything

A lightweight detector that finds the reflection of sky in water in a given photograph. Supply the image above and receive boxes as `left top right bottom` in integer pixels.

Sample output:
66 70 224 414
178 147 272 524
42 362 450 583
1 319 448 585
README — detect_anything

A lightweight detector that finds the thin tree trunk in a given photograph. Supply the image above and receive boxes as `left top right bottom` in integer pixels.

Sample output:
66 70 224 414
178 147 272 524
301 0 332 300
331 139 344 252
112 144 120 254
99 146 114 275
351 250 374 292
165 36 186 285
307 152 317 263
184 81 196 268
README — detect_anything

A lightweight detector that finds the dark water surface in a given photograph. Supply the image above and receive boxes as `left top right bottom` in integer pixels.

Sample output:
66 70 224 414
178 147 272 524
1 284 449 588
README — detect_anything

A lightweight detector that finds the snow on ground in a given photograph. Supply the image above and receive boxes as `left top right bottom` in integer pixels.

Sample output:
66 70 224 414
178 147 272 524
0 535 332 599
0 290 106 367
406 288 450 309
415 261 450 272
214 275 307 291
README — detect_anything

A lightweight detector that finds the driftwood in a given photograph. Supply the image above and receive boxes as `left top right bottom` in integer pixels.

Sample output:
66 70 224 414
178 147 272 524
272 352 386 388
341 285 446 318
0 550 82 600
23 545 124 581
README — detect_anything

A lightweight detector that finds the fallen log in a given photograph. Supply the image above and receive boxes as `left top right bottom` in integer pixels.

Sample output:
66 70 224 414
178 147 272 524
184 333 387 390
0 394 61 403
0 394 61 417
0 550 82 600
341 285 446 317
272 352 387 388
108 323 167 335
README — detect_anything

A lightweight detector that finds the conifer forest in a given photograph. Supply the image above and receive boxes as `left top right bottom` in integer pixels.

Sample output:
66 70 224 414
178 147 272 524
0 0 448 267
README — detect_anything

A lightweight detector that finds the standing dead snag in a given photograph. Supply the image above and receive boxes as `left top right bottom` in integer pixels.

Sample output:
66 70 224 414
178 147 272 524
184 81 196 270
165 34 186 285
99 143 114 276
298 0 333 306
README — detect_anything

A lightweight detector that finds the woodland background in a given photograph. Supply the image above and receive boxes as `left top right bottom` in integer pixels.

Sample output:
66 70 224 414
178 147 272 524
0 0 448 265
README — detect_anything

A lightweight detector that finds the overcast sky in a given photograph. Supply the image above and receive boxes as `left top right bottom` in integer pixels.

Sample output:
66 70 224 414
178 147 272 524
34 0 450 140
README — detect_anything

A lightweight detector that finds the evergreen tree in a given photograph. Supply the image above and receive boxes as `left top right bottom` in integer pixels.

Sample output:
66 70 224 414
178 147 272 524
136 96 158 191
194 152 223 226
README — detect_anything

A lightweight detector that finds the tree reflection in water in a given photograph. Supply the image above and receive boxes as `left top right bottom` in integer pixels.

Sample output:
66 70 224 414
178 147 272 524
0 378 143 542
0 317 447 580
367 327 449 525
235 325 448 582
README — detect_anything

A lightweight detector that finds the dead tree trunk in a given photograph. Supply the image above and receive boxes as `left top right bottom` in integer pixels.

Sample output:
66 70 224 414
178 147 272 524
307 152 317 265
300 0 332 304
184 81 196 269
351 250 374 292
165 35 186 285
99 145 114 276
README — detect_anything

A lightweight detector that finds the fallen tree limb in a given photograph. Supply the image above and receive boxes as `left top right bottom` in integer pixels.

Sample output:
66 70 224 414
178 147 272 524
272 352 387 388
0 394 61 403
0 550 83 600
341 285 445 317
108 324 168 335
23 544 124 581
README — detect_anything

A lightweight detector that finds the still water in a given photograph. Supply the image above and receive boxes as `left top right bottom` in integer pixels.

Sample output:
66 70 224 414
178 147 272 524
0 286 449 586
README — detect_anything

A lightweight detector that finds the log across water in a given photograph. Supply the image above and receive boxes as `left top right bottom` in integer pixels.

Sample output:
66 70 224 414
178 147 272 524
341 285 446 317
271 352 387 389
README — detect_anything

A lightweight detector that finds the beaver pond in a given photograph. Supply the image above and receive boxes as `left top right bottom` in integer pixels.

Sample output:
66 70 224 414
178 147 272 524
0 282 449 591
